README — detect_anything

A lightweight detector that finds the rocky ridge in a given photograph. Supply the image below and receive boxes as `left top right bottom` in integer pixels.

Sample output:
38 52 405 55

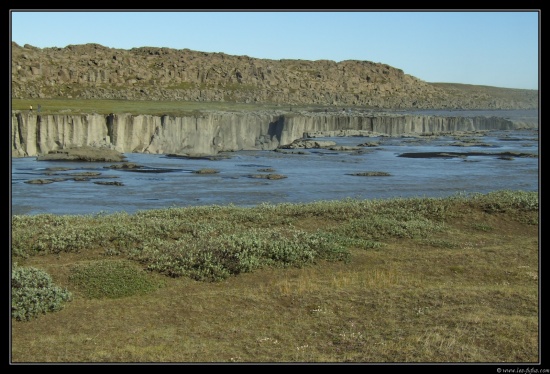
11 42 538 110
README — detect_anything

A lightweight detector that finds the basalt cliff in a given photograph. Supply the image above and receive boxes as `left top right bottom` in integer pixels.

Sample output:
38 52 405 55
12 111 537 158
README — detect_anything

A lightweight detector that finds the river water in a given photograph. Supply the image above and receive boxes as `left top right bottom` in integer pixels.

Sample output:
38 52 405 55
11 115 539 216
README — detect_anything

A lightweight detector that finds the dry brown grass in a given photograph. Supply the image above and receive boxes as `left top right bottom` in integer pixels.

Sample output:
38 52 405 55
10 197 539 364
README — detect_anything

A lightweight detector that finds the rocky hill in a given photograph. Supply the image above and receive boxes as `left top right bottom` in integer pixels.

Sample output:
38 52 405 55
11 42 538 110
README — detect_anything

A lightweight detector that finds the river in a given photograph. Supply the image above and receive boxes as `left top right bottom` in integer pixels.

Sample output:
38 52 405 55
11 120 539 216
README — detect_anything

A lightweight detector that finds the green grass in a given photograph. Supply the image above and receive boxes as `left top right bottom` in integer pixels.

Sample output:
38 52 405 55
11 98 335 116
68 260 165 299
10 190 539 363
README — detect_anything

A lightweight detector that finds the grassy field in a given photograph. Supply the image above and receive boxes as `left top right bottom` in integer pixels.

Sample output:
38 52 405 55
11 98 332 116
10 190 539 363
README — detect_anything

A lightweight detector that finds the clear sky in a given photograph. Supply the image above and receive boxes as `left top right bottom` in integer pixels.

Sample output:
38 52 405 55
10 10 540 90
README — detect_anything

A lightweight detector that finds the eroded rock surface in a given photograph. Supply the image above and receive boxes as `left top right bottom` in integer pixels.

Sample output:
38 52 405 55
35 146 127 162
12 42 537 110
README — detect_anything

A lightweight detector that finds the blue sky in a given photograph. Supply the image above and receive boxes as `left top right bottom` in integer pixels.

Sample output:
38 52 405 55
10 10 540 90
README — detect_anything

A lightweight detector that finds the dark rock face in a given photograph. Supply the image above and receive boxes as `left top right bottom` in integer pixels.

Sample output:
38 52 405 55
11 42 537 110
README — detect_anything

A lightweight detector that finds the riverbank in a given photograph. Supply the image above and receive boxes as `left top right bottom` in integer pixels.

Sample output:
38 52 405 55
11 191 539 363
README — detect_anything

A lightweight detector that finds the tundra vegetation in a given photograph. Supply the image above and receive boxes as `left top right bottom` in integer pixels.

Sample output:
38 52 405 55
11 98 317 116
11 190 539 363
11 44 540 363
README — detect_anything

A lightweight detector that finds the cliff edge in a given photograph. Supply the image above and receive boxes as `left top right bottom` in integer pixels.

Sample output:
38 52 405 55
12 111 537 158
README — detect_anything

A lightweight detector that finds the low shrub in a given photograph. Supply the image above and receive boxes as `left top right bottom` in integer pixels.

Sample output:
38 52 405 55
68 260 163 299
11 265 72 321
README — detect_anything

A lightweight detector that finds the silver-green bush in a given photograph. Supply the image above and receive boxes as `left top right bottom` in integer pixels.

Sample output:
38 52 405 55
11 265 72 321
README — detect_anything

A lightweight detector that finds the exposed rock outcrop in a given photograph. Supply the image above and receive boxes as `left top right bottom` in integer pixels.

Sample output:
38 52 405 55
11 42 538 110
12 111 538 158
35 145 126 162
